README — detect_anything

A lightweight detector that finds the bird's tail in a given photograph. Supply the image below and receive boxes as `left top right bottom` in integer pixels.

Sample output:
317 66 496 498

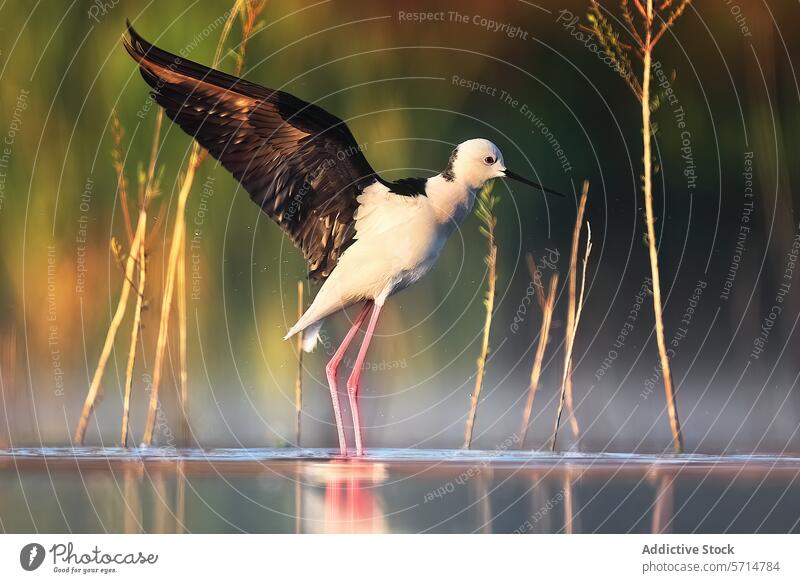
285 319 323 353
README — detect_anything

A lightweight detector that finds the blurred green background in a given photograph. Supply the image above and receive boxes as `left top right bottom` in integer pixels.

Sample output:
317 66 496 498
1 0 799 453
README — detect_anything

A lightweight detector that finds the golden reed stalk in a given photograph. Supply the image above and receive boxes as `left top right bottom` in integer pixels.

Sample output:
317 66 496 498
295 280 304 446
121 111 162 446
75 108 162 446
74 205 147 444
551 181 590 450
463 243 496 449
518 272 559 447
177 245 189 445
464 182 498 449
641 0 684 452
120 243 146 447
588 0 687 453
142 158 197 446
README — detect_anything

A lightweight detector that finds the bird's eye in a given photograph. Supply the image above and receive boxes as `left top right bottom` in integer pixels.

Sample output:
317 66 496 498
484 156 495 165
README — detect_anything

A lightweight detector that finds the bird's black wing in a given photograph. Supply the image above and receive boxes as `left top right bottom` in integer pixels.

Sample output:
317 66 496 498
124 23 379 279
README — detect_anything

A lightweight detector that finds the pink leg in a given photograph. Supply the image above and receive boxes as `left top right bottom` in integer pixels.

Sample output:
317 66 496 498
325 302 373 455
346 302 384 456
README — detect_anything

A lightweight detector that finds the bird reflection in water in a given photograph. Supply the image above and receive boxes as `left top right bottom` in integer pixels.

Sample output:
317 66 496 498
300 461 388 533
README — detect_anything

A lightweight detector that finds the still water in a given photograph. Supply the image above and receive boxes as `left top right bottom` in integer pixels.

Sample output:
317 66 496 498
1 449 798 533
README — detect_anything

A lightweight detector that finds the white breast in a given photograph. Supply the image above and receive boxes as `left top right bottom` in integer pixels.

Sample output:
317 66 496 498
424 174 478 231
287 177 474 338
347 181 445 299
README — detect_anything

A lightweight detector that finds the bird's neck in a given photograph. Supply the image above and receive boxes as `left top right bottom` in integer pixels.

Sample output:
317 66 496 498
426 174 478 227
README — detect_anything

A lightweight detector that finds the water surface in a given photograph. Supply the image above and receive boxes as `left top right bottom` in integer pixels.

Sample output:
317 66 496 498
1 448 798 533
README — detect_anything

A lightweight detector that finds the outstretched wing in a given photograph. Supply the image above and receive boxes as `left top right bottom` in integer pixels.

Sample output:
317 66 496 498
124 23 379 279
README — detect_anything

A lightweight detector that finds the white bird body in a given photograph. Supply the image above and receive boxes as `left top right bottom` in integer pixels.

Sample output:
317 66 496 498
286 172 482 350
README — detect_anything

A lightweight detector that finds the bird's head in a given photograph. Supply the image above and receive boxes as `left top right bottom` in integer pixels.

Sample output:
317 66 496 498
445 138 563 197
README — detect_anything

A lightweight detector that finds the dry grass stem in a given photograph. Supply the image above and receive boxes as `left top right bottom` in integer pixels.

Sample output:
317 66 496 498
120 111 162 447
519 272 559 448
464 181 499 449
551 182 591 451
640 0 684 452
142 161 196 445
75 210 147 444
295 279 304 446
464 244 496 449
75 110 160 445
111 112 134 244
552 220 592 450
235 0 267 72
177 244 189 445
588 0 688 453
555 182 589 447
121 243 146 447
526 253 547 311
76 107 162 445
651 0 691 47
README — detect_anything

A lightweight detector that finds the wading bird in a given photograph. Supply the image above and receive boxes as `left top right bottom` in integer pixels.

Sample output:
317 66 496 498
125 24 562 456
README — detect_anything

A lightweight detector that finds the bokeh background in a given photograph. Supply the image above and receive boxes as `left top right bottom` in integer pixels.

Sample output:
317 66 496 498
1 0 799 454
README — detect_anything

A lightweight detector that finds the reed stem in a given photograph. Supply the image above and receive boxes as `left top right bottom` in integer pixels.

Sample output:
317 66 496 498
295 280 304 446
121 243 146 447
75 211 147 444
641 0 684 453
551 182 590 451
177 240 189 446
142 161 196 446
464 182 498 449
519 272 559 447
120 110 161 447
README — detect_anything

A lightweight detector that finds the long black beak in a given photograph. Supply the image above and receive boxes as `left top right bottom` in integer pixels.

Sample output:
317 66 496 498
503 169 565 197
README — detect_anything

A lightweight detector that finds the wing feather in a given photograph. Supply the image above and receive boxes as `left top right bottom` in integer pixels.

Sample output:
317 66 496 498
124 23 378 279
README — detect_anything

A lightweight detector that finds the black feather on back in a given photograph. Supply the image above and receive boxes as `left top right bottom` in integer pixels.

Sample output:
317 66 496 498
387 177 428 197
124 23 384 280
